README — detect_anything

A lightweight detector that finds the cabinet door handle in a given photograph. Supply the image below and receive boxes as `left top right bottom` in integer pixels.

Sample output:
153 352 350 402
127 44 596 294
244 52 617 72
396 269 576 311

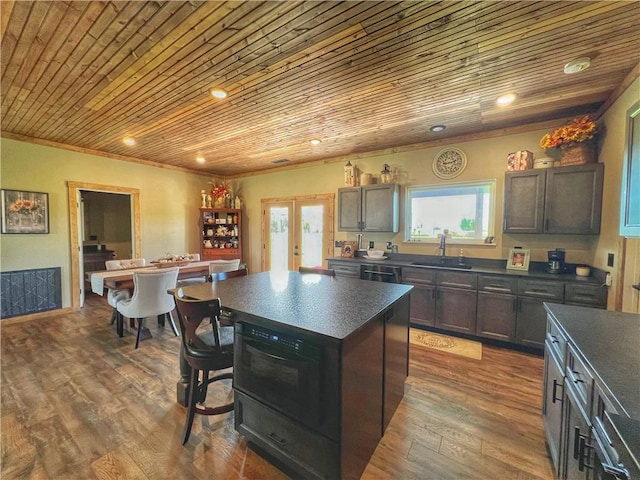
432 289 436 300
574 426 582 459
512 298 517 313
550 335 558 344
578 436 593 471
552 379 563 403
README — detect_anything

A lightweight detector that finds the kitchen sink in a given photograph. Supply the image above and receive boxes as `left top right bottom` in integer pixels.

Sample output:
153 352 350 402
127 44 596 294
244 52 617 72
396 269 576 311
411 261 472 270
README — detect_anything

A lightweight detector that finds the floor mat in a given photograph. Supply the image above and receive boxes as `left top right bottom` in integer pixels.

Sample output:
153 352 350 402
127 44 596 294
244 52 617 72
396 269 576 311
410 328 482 360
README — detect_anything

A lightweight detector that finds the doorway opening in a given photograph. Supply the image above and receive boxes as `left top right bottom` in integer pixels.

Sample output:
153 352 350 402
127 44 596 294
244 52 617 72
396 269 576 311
67 182 141 309
261 194 334 272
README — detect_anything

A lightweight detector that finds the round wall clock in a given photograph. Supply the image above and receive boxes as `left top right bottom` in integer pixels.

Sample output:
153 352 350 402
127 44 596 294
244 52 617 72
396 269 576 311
432 147 467 179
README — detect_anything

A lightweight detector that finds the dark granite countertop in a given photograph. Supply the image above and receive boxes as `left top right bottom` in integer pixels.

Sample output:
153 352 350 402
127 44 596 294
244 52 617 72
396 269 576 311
544 303 640 419
177 270 412 341
328 254 607 285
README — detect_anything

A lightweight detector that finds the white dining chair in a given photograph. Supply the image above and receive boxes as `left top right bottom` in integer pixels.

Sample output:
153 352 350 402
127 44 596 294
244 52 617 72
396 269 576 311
208 259 241 278
116 267 180 349
105 258 146 327
176 253 205 287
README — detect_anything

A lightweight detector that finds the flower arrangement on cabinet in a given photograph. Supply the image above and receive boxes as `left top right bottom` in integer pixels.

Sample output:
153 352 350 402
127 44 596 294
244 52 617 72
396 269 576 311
539 115 597 150
209 180 230 200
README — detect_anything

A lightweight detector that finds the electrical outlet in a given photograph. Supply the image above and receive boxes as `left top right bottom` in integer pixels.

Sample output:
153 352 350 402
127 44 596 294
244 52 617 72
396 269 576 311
607 253 614 267
605 273 612 287
335 240 343 248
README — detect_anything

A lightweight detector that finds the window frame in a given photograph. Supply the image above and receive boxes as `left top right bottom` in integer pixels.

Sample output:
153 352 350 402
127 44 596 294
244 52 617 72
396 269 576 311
404 179 497 245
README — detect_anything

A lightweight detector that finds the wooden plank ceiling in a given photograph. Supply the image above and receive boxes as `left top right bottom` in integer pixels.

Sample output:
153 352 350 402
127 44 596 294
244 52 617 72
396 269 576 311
2 1 639 177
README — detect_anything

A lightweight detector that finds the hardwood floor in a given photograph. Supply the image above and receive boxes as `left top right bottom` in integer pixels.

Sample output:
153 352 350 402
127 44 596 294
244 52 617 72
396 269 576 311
1 294 554 479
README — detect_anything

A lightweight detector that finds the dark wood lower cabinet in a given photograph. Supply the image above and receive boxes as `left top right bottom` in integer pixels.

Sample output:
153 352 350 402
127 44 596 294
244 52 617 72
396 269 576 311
563 383 593 480
408 283 436 327
435 286 477 334
515 296 549 349
543 339 564 477
476 292 516 341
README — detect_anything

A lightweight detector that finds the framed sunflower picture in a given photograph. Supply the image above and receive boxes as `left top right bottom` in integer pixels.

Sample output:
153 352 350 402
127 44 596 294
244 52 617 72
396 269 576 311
1 189 50 234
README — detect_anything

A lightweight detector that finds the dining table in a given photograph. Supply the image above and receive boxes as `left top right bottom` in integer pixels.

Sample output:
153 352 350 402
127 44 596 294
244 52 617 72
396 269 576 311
87 261 211 341
87 261 211 295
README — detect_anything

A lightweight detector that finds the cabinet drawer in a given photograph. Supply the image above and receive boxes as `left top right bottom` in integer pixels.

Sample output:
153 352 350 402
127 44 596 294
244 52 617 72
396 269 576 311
518 279 564 300
565 283 607 308
235 391 340 479
545 316 567 365
328 261 360 278
478 275 516 293
565 344 593 417
437 271 477 289
402 267 436 285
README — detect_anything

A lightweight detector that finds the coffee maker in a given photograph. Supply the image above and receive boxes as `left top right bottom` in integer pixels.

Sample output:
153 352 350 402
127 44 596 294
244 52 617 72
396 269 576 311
547 248 566 274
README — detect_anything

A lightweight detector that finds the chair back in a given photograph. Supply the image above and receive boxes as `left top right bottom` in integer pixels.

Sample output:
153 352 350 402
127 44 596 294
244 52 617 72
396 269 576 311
209 259 241 275
106 258 146 270
210 267 248 283
124 268 179 318
299 266 335 276
174 291 228 359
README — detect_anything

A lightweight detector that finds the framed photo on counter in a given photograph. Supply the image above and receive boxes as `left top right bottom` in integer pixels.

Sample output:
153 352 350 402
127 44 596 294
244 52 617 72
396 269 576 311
507 248 530 271
341 241 356 258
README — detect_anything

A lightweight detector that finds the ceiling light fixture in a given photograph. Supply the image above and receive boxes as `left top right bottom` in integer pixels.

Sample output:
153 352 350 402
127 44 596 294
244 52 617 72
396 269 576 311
196 156 205 164
122 136 136 146
564 57 591 74
497 93 516 105
209 87 228 99
430 125 446 132
310 139 321 145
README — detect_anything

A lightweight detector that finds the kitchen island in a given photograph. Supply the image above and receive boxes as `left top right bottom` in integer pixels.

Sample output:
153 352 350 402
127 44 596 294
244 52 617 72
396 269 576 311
542 303 639 479
175 270 412 480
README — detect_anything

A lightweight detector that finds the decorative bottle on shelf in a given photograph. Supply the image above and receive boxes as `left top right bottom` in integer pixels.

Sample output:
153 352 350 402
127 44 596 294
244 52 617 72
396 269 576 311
234 196 241 209
458 249 466 265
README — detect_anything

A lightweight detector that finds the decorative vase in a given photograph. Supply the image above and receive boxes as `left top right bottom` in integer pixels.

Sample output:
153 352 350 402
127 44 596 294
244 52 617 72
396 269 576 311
214 197 225 208
560 142 597 166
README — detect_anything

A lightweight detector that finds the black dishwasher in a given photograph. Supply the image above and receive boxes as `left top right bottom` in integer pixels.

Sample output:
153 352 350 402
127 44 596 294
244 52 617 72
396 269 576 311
360 264 401 283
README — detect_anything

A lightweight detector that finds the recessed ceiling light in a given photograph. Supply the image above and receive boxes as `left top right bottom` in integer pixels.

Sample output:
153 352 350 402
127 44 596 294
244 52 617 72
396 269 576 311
209 87 228 99
430 125 446 132
497 93 516 105
310 139 321 145
122 136 136 146
196 156 205 164
564 57 591 74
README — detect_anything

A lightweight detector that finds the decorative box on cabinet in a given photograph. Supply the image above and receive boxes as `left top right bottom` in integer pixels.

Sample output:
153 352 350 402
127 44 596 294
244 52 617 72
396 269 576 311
504 163 604 235
200 208 242 261
338 184 399 232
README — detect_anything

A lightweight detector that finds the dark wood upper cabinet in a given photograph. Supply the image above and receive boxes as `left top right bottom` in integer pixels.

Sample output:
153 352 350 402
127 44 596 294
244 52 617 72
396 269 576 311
338 184 399 232
503 163 604 235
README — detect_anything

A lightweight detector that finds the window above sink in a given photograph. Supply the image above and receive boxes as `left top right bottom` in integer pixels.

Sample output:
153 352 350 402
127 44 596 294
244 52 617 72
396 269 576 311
405 180 496 245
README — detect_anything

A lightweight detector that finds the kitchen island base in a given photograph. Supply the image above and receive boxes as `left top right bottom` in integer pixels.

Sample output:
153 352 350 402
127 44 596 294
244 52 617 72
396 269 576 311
235 294 410 480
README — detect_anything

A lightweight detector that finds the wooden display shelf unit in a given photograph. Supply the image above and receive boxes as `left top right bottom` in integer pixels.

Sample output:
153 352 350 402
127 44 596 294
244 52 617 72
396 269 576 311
200 208 242 261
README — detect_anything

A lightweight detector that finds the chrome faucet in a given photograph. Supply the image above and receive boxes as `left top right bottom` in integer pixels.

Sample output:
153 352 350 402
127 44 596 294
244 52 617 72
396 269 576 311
439 229 448 263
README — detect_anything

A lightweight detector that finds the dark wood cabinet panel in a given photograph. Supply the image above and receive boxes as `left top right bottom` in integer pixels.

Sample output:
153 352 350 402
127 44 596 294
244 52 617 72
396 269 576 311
545 163 604 234
515 296 548 349
542 340 564 477
338 184 399 232
409 283 436 327
383 298 410 433
503 169 545 233
435 286 477 334
337 188 362 232
504 164 604 235
476 292 516 342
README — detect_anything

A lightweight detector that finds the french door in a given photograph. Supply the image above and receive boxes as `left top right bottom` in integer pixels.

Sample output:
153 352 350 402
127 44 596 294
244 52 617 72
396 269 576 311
261 195 334 272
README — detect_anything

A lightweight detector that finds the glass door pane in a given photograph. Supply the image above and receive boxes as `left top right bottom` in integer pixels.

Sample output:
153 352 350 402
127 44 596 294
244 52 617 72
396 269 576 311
268 205 291 271
298 204 325 268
